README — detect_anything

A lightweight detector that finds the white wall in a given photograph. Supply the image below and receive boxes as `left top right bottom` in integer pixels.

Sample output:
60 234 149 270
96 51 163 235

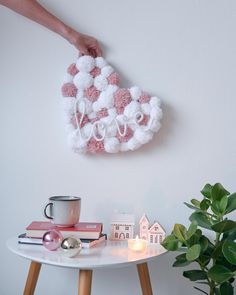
0 1 236 294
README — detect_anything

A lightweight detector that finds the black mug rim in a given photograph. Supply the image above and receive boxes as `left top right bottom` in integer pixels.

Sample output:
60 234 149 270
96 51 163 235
49 196 81 201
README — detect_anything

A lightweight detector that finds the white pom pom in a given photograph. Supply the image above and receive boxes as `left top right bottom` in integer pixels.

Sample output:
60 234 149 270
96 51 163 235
120 142 129 152
95 57 107 68
64 73 73 83
92 101 101 112
124 101 140 118
106 123 117 137
116 114 127 125
88 112 97 120
104 137 120 153
76 90 84 99
108 108 117 119
76 56 95 73
134 129 153 144
101 66 114 77
106 85 119 94
73 72 93 89
141 103 151 115
75 140 87 153
130 86 142 100
62 97 75 115
98 89 114 108
150 107 163 120
127 137 142 150
81 122 93 138
149 118 161 132
94 75 108 91
150 96 161 108
78 100 93 115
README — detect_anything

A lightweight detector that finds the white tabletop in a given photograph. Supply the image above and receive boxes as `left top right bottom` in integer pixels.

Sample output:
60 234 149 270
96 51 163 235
7 237 167 270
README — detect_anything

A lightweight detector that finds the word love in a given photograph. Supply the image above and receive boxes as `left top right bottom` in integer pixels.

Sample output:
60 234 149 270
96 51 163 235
61 54 163 154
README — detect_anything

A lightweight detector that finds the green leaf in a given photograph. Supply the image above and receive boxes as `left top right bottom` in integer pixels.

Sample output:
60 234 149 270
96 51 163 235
199 236 209 253
219 195 228 214
190 212 212 230
173 224 187 242
201 183 212 199
183 270 208 281
208 265 233 284
184 202 200 211
211 220 236 233
200 199 210 211
222 240 236 265
212 183 230 201
187 229 202 246
187 221 198 239
197 255 211 267
219 282 234 295
173 253 191 267
186 244 201 261
191 199 201 208
161 234 181 251
225 193 236 214
223 228 236 241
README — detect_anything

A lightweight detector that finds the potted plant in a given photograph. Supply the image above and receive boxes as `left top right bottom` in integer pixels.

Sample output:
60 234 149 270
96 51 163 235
161 183 236 295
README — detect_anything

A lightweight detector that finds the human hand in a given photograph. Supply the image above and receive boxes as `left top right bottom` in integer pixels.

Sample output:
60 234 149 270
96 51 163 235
66 29 102 57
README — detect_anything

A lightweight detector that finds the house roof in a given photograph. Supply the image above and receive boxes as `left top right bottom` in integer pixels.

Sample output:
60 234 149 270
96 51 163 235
149 221 166 234
110 213 135 225
139 213 149 224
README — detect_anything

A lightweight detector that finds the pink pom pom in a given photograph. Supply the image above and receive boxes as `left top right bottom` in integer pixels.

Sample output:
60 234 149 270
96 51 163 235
67 63 79 76
91 117 99 123
85 86 100 102
71 112 89 128
116 126 133 143
114 89 132 110
90 67 101 78
138 92 151 103
139 114 149 126
62 83 77 97
116 107 124 114
87 138 104 153
107 72 120 85
97 108 108 119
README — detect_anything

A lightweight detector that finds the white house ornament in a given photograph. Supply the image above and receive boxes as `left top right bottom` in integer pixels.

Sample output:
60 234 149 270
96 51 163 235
139 214 166 244
110 213 135 240
61 53 163 154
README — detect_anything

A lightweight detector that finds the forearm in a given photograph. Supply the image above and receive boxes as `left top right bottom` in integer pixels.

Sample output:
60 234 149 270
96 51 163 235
0 0 75 42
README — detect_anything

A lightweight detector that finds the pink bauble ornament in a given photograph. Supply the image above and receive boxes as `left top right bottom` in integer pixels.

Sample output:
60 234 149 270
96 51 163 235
42 230 63 251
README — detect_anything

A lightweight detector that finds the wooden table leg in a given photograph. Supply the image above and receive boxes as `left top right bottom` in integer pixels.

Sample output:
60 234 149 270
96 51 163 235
23 261 41 295
78 269 93 295
137 262 153 295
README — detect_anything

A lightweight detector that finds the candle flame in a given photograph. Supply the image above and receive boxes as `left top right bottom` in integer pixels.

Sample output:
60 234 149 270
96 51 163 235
135 235 139 241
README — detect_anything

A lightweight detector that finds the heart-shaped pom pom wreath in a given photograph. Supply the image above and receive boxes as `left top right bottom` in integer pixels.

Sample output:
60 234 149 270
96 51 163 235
61 54 163 154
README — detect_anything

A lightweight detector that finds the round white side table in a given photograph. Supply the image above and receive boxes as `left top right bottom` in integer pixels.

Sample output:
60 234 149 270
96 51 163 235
7 237 167 295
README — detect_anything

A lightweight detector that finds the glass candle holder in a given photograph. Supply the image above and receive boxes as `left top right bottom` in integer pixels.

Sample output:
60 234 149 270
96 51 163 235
128 235 147 252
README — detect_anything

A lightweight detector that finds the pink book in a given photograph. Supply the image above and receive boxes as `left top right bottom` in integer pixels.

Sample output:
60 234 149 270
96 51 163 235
26 221 103 239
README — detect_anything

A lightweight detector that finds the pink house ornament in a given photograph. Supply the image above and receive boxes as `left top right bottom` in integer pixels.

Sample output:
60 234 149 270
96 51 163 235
139 214 166 244
110 213 135 240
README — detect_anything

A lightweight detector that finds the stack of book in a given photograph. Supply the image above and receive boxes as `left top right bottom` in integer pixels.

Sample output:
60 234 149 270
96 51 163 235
18 221 106 248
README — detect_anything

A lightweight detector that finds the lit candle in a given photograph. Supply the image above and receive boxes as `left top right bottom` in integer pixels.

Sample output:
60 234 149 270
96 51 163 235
128 235 147 252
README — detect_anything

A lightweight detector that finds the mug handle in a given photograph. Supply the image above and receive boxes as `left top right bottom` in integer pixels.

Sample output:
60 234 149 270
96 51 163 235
43 202 53 220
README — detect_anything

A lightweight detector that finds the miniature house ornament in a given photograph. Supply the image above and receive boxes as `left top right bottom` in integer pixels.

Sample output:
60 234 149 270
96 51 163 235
110 213 135 240
139 214 166 244
61 53 163 154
